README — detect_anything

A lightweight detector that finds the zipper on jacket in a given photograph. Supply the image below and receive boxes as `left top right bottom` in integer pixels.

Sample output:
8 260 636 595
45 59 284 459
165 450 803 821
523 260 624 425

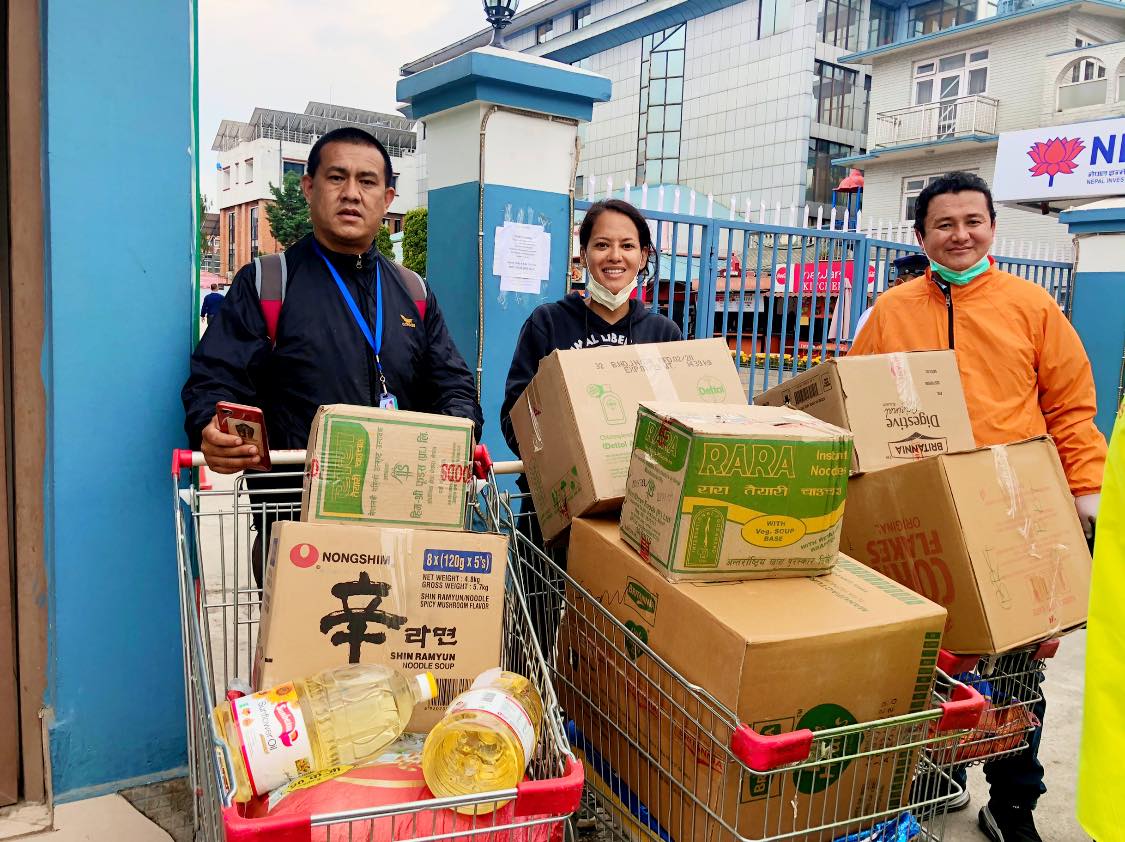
356 254 362 269
941 283 954 349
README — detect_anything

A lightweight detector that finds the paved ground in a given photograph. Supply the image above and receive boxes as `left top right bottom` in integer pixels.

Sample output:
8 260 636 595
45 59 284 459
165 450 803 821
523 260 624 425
945 631 1087 842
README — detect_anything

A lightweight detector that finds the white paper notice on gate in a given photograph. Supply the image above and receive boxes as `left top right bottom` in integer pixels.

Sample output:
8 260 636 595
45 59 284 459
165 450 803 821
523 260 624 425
494 222 551 292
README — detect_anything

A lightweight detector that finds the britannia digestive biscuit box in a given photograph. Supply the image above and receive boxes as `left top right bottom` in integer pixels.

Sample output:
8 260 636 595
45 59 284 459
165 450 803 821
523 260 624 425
840 436 1091 653
254 521 507 729
755 351 975 474
558 517 948 842
509 339 746 542
302 405 475 529
620 402 853 581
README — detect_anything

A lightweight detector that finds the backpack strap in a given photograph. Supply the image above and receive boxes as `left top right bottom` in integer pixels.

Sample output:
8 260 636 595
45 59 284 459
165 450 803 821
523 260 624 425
254 253 287 345
391 262 428 320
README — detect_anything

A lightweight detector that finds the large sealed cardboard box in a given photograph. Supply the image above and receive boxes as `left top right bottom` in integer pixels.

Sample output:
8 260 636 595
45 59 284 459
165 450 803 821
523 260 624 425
254 521 507 729
754 351 975 474
302 405 475 529
840 437 1090 653
559 517 947 842
620 402 853 581
509 339 745 542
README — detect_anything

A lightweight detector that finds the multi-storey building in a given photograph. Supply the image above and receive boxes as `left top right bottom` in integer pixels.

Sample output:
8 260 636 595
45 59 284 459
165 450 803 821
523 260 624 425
839 0 1125 247
212 102 419 276
402 0 878 218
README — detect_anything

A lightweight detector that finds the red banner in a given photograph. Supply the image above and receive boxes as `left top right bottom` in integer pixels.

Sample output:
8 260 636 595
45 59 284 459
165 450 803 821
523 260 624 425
773 261 877 295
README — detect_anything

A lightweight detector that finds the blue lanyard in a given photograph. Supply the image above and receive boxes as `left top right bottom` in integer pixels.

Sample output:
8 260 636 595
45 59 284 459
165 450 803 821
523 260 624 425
313 242 390 396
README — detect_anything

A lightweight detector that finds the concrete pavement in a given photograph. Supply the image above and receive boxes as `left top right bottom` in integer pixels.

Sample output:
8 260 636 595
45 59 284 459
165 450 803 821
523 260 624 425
945 631 1086 842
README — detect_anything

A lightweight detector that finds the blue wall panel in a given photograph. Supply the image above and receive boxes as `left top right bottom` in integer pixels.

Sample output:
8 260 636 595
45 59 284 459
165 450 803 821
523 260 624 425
44 0 193 798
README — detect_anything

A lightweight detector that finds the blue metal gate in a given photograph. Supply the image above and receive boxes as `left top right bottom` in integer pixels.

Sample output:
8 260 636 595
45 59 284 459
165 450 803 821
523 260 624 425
574 199 1073 397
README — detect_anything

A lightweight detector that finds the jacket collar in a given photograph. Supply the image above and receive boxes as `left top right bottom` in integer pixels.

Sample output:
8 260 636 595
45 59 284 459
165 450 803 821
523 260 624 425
311 234 379 273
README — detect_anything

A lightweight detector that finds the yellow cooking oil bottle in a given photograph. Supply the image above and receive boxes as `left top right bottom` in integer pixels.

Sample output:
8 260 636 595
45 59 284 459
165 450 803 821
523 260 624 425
422 668 543 813
214 664 437 802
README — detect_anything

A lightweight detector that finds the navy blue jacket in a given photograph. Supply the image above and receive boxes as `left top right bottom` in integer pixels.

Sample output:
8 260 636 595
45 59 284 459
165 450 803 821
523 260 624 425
182 234 482 450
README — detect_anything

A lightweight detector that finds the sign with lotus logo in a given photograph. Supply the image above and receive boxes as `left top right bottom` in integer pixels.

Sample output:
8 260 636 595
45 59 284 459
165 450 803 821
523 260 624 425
993 117 1125 202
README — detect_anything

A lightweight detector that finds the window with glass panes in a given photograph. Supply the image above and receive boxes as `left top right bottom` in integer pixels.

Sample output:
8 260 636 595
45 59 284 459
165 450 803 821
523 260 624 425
909 0 976 36
814 61 859 130
818 0 862 50
227 210 235 270
806 139 851 207
573 4 591 29
913 48 989 105
901 173 949 221
868 1 897 48
636 25 686 186
282 160 305 178
1059 57 1108 109
536 21 553 44
759 0 793 38
250 206 259 258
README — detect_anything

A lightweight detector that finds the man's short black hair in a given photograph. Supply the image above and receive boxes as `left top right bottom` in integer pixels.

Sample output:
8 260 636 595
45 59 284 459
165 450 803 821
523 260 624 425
306 127 396 188
914 171 996 234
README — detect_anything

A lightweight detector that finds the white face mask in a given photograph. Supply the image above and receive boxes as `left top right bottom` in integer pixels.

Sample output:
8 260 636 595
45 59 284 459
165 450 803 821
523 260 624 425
587 277 637 310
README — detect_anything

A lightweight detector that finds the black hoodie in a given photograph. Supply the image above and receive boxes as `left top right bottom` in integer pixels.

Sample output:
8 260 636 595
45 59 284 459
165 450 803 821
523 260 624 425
500 293 682 455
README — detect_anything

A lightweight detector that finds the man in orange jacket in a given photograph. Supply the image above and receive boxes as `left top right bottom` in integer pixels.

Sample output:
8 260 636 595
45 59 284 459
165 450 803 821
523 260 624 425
850 171 1106 842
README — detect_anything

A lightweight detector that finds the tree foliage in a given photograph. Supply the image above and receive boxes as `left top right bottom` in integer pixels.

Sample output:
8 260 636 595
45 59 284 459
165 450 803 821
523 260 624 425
375 225 394 260
402 207 428 276
265 171 312 248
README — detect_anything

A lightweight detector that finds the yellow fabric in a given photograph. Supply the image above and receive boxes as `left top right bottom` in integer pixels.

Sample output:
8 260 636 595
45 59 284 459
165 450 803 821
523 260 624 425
849 265 1107 495
1077 400 1125 840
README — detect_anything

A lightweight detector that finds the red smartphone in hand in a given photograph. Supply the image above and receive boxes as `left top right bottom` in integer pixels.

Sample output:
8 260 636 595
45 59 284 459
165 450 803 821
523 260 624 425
216 402 272 472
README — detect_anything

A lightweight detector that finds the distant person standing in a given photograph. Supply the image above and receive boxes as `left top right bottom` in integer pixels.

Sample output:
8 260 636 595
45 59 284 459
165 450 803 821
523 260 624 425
200 284 225 326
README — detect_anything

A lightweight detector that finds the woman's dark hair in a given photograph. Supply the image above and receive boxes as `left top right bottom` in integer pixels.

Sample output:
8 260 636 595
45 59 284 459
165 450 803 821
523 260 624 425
578 199 658 282
914 171 996 234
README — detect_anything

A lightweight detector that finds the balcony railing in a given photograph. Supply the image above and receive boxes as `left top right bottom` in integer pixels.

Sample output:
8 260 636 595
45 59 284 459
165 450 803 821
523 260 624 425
875 95 999 148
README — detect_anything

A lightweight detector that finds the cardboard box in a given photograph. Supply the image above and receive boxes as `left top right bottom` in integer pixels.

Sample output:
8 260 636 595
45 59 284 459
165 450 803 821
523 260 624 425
254 521 508 729
620 402 853 581
559 518 947 842
840 437 1091 653
754 351 975 474
509 339 746 543
302 405 475 529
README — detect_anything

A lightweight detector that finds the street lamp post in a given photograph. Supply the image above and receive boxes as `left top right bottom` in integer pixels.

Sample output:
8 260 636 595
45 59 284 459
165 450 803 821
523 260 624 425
483 0 519 47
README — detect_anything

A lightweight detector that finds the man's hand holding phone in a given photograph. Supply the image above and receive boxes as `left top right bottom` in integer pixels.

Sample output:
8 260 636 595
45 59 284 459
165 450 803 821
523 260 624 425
204 403 271 473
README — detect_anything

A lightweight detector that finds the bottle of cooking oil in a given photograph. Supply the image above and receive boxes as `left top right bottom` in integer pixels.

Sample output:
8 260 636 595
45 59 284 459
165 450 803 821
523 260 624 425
213 665 436 802
422 669 543 814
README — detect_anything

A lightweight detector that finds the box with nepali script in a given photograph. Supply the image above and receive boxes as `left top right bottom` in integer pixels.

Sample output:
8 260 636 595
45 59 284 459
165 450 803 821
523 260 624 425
302 405 475 529
620 402 853 581
254 521 507 730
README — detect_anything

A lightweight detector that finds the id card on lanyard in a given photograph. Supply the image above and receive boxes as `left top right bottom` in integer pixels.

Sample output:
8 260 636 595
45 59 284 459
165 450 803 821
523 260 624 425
314 243 398 409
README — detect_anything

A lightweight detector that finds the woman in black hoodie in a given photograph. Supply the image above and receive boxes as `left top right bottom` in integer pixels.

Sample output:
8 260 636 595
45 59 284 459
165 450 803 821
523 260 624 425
499 199 682 554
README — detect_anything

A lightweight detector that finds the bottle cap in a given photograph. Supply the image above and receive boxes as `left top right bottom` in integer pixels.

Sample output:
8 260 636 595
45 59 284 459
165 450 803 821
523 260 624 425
416 672 438 702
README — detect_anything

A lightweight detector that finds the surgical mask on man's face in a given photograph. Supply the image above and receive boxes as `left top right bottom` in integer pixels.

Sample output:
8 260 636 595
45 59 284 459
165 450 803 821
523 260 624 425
587 276 637 310
929 255 990 286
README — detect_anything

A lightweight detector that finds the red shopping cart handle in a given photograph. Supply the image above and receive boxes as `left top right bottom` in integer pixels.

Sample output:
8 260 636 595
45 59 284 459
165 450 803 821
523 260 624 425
473 444 494 480
730 724 814 772
513 756 584 816
173 448 195 475
1033 638 1060 660
937 649 981 675
937 682 987 732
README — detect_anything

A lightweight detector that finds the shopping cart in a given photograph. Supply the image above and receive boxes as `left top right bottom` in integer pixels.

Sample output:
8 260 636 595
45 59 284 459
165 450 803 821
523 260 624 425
925 641 1057 767
173 448 582 842
471 462 987 842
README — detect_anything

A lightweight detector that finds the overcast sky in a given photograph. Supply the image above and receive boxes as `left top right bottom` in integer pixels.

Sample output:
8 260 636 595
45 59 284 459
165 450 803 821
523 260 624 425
199 0 522 206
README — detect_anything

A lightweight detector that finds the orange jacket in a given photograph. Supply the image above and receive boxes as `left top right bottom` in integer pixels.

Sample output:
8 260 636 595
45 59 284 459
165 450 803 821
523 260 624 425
849 262 1106 495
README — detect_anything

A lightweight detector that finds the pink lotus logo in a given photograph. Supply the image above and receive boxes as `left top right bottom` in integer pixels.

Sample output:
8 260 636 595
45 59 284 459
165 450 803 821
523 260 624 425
1027 137 1085 187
